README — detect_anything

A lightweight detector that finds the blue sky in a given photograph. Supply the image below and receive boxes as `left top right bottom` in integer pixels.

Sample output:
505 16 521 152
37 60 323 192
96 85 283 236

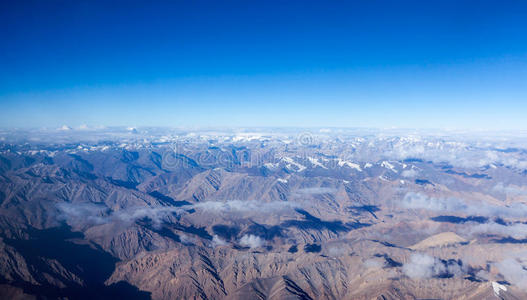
1 0 526 129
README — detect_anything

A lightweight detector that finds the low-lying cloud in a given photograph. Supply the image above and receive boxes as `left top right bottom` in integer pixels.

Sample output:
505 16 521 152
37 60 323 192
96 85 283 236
58 202 185 228
180 234 197 245
295 187 337 195
383 139 527 170
402 253 464 279
327 246 348 257
468 222 527 240
239 234 264 248
403 253 441 279
192 200 298 214
402 192 466 212
363 258 385 269
493 183 527 197
58 200 298 228
496 256 527 289
211 235 228 247
401 169 419 178
402 192 527 240
402 192 527 218
57 202 109 225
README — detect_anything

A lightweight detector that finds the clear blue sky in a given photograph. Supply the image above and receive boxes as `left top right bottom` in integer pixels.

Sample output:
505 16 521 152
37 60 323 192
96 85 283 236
1 0 526 129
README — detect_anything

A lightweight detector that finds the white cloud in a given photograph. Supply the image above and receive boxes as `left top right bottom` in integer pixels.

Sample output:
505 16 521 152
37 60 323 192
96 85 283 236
364 258 385 269
180 234 197 245
57 202 109 225
327 246 348 257
401 169 419 178
192 200 298 214
403 253 442 279
59 125 72 131
496 258 527 289
469 222 527 240
402 253 464 279
401 192 527 218
295 187 337 195
380 137 527 170
476 270 491 281
211 235 228 247
113 206 184 227
493 183 527 196
403 193 527 241
57 202 184 228
239 234 264 249
58 200 298 231
401 192 466 212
